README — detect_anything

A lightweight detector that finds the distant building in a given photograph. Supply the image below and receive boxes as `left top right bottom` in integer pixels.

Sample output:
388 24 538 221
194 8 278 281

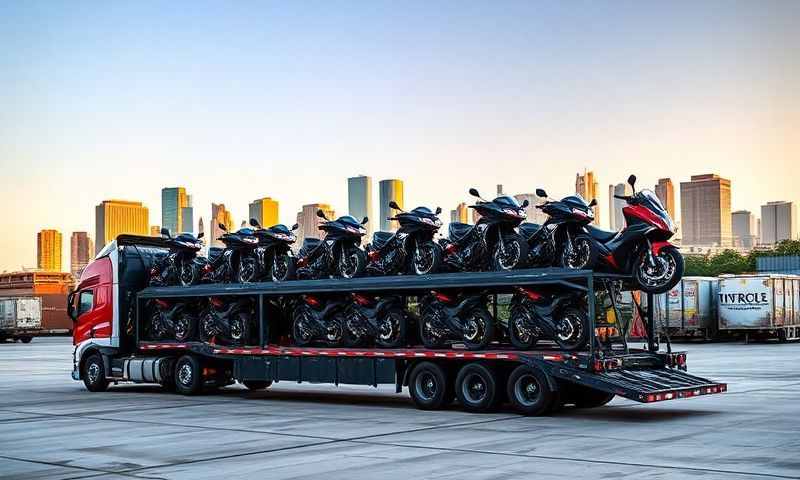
655 178 676 220
608 183 632 231
70 232 93 278
348 175 373 240
210 203 234 248
95 200 149 254
0 271 75 332
679 174 732 247
450 202 470 224
296 203 335 246
161 187 193 235
379 179 404 232
731 210 758 249
497 184 504 196
198 217 204 237
514 193 547 225
248 197 279 228
575 170 600 226
37 229 62 272
150 225 161 237
761 201 798 245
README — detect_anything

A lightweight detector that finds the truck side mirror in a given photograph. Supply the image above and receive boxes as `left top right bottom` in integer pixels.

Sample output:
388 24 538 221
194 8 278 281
67 292 76 321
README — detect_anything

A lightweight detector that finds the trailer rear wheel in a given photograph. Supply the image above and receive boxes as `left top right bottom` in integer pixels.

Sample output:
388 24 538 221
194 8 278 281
506 365 553 416
82 353 109 392
455 363 500 412
19 336 33 344
174 355 203 395
408 361 451 410
242 380 272 391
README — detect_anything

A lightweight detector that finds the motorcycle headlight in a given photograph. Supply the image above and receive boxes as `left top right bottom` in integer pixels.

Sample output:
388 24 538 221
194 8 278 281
421 217 435 226
243 237 258 244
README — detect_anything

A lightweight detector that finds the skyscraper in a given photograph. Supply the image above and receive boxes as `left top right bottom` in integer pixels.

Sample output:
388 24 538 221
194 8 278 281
761 201 798 245
210 203 234 248
295 203 335 246
70 232 93 277
37 229 62 272
514 193 547 225
608 183 632 231
450 202 470 224
161 187 193 235
198 217 204 237
575 170 600 226
248 197 279 227
379 179 404 232
655 178 676 220
679 174 732 246
731 210 758 249
348 175 373 239
95 200 149 254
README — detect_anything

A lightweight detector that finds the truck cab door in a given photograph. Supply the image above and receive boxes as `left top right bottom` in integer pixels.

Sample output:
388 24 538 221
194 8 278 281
72 288 112 344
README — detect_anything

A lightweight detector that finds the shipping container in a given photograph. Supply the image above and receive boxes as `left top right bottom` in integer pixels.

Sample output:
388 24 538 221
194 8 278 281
0 297 42 342
756 255 800 275
654 277 718 337
717 274 800 341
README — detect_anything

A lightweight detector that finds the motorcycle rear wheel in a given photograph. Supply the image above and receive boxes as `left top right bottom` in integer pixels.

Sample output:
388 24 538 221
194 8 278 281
508 305 538 350
462 308 495 350
179 261 197 286
174 312 195 342
292 307 316 347
554 308 588 351
376 309 407 348
419 311 446 349
342 314 368 347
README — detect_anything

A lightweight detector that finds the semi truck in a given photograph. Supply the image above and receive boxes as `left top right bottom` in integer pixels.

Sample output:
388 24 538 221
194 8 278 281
69 236 726 415
0 297 42 343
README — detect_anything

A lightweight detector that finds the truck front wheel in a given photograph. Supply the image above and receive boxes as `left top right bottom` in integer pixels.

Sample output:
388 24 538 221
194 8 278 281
174 355 203 395
82 353 109 392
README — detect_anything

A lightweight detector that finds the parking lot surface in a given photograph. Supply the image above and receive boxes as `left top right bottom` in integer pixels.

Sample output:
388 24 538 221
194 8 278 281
0 337 798 479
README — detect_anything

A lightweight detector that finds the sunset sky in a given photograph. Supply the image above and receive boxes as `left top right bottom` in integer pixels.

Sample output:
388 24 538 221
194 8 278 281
1 1 798 272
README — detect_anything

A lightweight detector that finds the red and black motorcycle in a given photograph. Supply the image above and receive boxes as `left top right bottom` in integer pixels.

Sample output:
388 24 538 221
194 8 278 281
524 175 682 293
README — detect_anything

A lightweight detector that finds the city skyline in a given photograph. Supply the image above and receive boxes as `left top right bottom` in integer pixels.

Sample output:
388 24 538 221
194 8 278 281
2 2 799 270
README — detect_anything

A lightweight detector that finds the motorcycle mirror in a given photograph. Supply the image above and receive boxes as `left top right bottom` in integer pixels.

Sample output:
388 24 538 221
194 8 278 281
241 220 247 227
291 223 299 231
361 216 369 225
316 209 328 220
521 199 530 208
589 198 598 207
627 174 637 191
197 232 204 239
435 206 442 215
218 223 227 232
536 188 547 198
389 200 401 210
160 227 171 238
249 218 261 228
468 188 481 198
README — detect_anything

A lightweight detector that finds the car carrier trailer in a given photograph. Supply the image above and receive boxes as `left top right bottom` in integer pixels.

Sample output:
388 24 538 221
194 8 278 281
71 235 726 415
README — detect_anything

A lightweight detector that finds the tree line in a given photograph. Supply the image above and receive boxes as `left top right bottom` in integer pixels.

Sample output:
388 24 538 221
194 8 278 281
684 239 800 277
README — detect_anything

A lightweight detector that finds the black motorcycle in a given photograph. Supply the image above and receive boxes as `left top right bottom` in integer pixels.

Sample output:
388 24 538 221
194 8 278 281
440 188 529 272
418 291 494 350
296 211 369 279
199 296 255 346
507 287 588 351
249 218 299 282
148 298 196 342
341 293 407 347
201 223 261 283
291 295 348 347
366 201 443 276
520 188 597 269
149 228 206 287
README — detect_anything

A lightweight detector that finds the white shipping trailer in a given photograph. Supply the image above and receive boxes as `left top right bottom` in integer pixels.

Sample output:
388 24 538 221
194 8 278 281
0 297 42 343
717 274 800 341
654 277 718 338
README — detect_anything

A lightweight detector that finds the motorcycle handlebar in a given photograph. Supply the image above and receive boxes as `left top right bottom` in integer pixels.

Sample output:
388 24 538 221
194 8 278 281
614 195 632 201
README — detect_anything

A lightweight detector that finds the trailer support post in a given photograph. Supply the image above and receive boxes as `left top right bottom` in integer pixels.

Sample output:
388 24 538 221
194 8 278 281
587 271 596 361
646 292 657 353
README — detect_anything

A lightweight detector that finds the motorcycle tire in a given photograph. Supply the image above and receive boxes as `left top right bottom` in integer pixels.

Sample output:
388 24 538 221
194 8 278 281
179 261 198 286
230 311 250 346
553 307 589 351
560 234 598 270
237 254 259 284
411 241 443 275
375 309 407 348
149 310 167 340
419 310 445 349
292 306 316 347
508 299 538 350
462 307 495 350
342 314 368 347
491 233 529 271
271 254 297 282
338 248 367 279
634 247 684 294
174 311 195 342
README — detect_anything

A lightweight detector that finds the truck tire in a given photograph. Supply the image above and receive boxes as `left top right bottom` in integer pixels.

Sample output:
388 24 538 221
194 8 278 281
506 365 554 416
242 380 272 391
82 353 109 392
19 336 33 344
174 355 203 395
408 361 452 410
455 363 500 413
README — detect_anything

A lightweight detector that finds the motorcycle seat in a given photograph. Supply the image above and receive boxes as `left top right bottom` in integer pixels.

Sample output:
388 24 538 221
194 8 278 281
448 222 473 242
302 238 322 251
518 222 541 239
371 231 394 250
585 225 617 242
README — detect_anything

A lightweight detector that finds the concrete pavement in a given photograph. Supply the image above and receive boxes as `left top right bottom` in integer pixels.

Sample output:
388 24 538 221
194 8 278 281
1 337 798 479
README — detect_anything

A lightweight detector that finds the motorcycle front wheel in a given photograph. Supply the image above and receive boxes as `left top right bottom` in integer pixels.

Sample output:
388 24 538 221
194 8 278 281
271 254 297 282
292 307 316 347
230 312 250 346
411 241 443 275
376 309 407 348
342 314 368 347
561 234 597 270
491 234 529 271
179 261 197 286
634 247 684 294
462 308 495 351
554 307 588 351
508 303 538 350
419 310 445 349
174 311 195 342
237 254 259 284
339 248 367 279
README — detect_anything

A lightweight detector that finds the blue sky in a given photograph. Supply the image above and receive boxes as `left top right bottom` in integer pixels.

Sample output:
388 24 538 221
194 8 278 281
1 1 798 270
